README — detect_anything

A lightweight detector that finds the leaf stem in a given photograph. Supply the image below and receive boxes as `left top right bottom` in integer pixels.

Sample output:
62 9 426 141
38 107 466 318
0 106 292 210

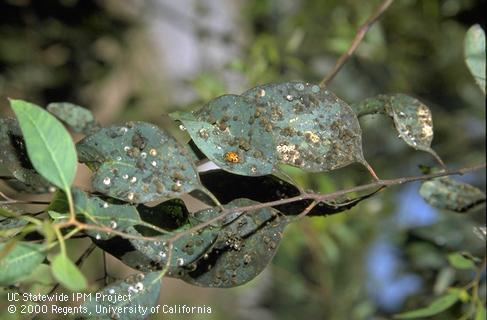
54 227 66 255
66 189 76 224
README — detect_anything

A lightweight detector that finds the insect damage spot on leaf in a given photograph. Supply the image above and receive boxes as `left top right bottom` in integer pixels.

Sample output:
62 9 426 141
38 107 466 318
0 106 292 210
89 199 192 272
419 177 486 213
242 82 369 173
80 272 161 320
72 188 141 240
352 94 445 168
76 121 202 203
171 199 289 288
170 95 275 176
128 224 219 268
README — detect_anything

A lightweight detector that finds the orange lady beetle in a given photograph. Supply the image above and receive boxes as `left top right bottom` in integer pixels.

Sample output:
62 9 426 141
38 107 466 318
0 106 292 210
224 151 240 163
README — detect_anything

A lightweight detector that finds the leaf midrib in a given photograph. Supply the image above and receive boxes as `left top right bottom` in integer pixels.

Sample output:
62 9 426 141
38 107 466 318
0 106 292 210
0 245 43 267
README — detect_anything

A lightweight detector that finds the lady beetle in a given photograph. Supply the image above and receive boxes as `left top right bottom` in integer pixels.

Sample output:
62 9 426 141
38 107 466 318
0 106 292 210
224 151 240 163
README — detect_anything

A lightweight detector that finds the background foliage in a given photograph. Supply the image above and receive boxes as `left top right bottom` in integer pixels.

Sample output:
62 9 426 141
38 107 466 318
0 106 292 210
0 0 485 319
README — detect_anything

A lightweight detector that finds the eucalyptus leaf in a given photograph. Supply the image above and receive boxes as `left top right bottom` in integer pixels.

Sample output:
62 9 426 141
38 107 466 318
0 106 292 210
77 121 201 203
10 99 77 192
394 293 459 319
0 204 22 218
0 242 45 286
447 252 476 270
0 216 28 240
80 272 161 320
51 253 87 291
464 25 486 94
171 199 289 288
2 177 54 194
90 200 192 272
92 198 288 284
47 102 100 134
0 118 52 193
352 94 444 166
127 224 218 268
171 94 275 176
243 82 369 173
172 82 374 177
72 189 141 240
419 177 486 213
91 236 149 271
124 201 216 268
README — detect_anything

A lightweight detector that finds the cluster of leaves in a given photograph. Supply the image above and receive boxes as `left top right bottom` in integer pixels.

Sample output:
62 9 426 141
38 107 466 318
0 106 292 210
393 24 486 319
0 25 485 320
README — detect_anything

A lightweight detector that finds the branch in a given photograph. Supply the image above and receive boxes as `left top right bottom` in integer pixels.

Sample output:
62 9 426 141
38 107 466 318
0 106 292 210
39 163 485 264
169 163 486 241
319 0 395 87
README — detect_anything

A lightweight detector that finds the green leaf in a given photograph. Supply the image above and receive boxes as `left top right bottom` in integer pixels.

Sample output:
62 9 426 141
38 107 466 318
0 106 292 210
0 118 52 193
0 216 28 240
172 199 289 288
22 263 55 286
420 177 486 213
475 301 486 320
394 293 459 319
47 102 100 134
98 200 214 269
93 199 288 285
352 94 444 166
244 82 369 172
80 272 161 320
447 252 476 270
128 222 218 268
10 99 77 192
77 121 201 203
45 189 69 213
171 94 275 176
88 200 191 272
51 253 87 291
173 82 372 176
72 188 141 240
0 204 22 218
2 177 53 194
464 25 486 94
0 242 45 286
